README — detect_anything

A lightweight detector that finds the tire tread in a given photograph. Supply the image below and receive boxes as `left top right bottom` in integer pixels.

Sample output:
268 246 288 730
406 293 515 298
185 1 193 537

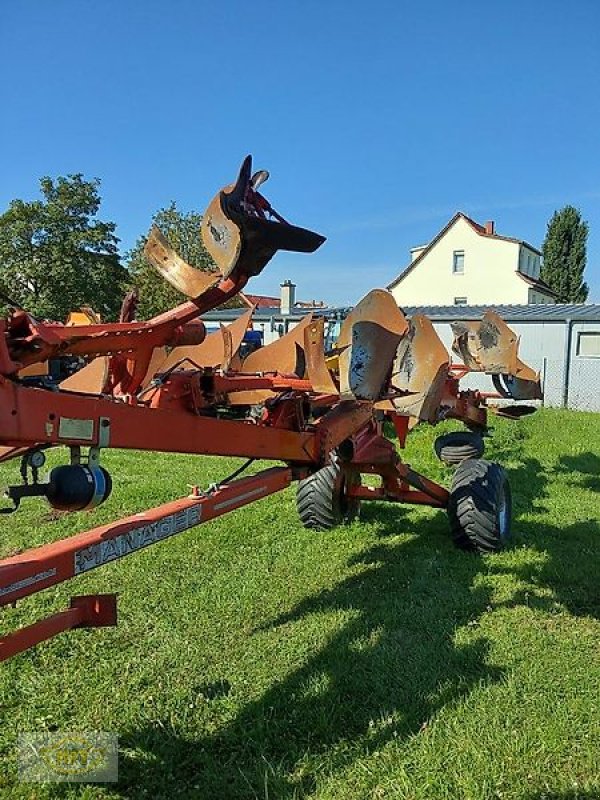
296 459 359 530
447 459 511 553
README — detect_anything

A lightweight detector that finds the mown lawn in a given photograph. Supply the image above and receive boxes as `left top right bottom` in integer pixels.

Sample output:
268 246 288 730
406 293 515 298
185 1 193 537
0 408 598 799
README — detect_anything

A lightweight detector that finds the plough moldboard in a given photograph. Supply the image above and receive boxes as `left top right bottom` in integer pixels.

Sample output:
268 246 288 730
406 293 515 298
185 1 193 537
0 157 542 662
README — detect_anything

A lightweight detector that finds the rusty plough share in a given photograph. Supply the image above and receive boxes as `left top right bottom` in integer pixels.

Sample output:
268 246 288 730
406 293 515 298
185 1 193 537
0 157 542 662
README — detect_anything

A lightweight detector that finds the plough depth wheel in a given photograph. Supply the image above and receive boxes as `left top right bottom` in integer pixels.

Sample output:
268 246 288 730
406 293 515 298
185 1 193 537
434 431 485 466
447 459 512 553
296 457 360 530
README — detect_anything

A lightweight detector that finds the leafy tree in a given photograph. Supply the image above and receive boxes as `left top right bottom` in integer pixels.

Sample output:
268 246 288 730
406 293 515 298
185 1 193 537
0 174 127 320
127 203 242 319
540 206 589 303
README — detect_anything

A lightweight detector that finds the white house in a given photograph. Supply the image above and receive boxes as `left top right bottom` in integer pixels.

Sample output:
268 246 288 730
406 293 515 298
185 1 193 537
387 212 556 306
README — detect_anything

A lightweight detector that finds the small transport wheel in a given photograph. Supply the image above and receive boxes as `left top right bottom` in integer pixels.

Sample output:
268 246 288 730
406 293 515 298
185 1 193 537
296 457 360 530
434 430 485 466
447 459 512 553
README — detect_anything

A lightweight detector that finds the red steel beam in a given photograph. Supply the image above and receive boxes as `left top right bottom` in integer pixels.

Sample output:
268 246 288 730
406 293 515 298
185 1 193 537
0 595 117 662
399 464 449 506
5 274 247 371
0 467 292 610
349 485 447 507
0 382 376 467
313 401 374 460
0 380 319 463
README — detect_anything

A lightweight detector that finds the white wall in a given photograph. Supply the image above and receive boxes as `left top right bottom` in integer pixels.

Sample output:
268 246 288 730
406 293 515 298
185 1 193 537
390 217 530 306
567 322 600 411
528 289 555 303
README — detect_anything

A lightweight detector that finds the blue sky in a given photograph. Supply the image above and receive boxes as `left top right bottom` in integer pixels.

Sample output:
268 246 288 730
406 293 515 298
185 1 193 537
1 0 599 305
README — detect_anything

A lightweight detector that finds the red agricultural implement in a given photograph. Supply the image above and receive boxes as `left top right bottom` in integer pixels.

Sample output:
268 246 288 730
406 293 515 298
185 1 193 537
0 157 542 662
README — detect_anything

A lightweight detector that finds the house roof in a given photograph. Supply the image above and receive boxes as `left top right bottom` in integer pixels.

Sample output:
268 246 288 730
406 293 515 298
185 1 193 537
516 273 557 297
202 304 348 324
387 211 542 290
242 293 281 309
241 293 327 310
460 212 542 255
202 302 600 327
400 304 600 323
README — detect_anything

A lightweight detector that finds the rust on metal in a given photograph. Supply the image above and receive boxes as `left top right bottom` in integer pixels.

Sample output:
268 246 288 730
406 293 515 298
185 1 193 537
155 307 254 374
18 361 50 378
304 318 338 395
242 313 314 376
202 183 243 279
0 154 547 664
451 311 519 375
144 226 220 298
59 356 109 395
514 358 541 384
225 315 325 405
385 314 450 423
221 324 234 372
452 311 542 398
201 155 326 282
140 346 168 390
336 290 408 400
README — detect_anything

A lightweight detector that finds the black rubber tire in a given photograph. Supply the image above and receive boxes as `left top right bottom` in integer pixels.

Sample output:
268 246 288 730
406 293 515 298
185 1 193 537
296 458 360 530
447 459 512 553
434 431 485 465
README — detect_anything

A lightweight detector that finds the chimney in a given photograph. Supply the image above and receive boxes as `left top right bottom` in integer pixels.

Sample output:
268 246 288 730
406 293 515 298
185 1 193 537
280 280 296 315
484 220 495 235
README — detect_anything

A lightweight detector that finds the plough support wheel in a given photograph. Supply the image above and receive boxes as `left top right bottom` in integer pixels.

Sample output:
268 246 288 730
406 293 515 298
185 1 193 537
447 459 512 553
296 458 360 530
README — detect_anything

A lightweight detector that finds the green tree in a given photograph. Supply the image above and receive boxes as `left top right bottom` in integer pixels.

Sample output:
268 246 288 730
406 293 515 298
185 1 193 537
0 174 127 320
540 206 589 303
127 203 242 319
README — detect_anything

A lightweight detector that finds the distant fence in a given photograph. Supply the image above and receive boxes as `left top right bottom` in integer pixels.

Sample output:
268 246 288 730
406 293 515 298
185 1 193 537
541 358 600 412
453 359 600 413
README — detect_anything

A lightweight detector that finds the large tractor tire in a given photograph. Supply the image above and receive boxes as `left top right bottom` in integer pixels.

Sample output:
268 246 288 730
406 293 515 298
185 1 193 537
296 458 360 530
434 430 485 466
447 459 512 553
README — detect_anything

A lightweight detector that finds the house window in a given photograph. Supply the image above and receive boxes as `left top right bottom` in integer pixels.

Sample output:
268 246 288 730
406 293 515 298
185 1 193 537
452 250 464 274
528 289 542 304
454 296 468 306
577 332 600 358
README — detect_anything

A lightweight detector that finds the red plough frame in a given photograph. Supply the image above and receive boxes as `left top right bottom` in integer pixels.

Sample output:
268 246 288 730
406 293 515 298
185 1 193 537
0 156 531 663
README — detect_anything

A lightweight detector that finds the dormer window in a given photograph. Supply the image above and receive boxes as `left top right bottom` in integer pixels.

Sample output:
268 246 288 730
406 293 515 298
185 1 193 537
452 250 465 274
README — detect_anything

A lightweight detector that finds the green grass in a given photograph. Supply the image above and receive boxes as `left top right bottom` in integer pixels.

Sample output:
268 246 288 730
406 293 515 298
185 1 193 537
0 408 599 799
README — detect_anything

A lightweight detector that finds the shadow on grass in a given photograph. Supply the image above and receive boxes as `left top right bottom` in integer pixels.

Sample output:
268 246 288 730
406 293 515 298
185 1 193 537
557 452 600 492
524 792 600 800
112 435 597 798
501 455 599 620
113 507 504 798
509 515 600 619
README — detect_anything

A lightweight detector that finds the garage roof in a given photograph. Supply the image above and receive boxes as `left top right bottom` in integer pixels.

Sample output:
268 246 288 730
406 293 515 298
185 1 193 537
400 304 600 322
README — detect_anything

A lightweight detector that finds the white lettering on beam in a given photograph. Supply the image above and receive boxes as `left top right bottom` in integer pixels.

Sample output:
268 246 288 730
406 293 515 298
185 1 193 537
74 507 201 574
